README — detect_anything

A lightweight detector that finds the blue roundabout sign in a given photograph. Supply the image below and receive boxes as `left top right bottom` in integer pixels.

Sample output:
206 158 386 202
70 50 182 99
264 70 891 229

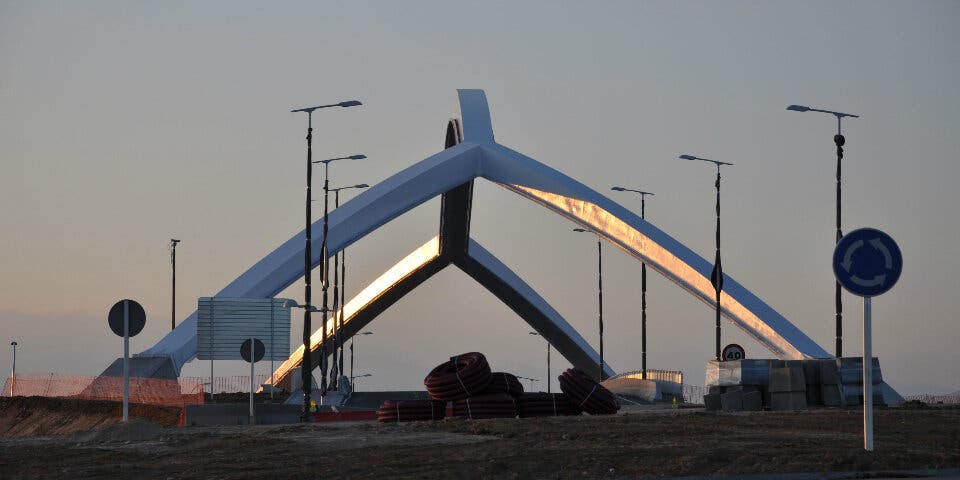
832 228 902 298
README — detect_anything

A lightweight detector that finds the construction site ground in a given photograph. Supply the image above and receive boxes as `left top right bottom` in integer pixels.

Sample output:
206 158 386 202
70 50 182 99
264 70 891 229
0 396 957 479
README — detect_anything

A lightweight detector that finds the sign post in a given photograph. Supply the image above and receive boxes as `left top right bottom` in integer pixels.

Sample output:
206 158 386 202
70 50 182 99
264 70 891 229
240 338 265 425
108 299 146 423
832 228 902 451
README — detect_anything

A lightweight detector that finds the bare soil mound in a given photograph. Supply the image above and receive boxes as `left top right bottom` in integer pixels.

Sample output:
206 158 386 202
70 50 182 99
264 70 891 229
0 396 180 438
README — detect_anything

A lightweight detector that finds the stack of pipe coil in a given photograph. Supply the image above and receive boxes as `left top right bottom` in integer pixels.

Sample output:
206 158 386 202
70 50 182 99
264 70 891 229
377 399 446 423
480 372 524 396
423 352 493 401
451 393 518 420
558 368 620 415
515 392 581 417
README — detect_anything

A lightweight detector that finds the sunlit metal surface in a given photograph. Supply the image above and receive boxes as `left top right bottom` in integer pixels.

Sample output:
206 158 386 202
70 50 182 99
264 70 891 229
137 89 831 378
266 236 614 389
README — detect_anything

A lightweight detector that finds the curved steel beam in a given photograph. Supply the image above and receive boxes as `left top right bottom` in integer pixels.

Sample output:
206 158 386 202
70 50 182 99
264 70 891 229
139 89 830 377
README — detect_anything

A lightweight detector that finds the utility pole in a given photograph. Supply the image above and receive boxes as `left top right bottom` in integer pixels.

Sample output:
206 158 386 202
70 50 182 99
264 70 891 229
170 239 180 330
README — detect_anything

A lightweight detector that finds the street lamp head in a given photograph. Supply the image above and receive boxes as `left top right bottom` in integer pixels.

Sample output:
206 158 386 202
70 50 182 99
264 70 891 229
572 228 588 233
529 331 539 336
348 154 366 160
678 154 698 161
610 186 626 191
338 100 362 108
354 183 369 189
786 104 811 112
170 239 181 244
10 341 16 346
359 331 373 335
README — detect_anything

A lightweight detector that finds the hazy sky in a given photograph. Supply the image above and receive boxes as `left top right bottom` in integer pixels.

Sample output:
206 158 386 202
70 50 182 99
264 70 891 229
2 1 958 395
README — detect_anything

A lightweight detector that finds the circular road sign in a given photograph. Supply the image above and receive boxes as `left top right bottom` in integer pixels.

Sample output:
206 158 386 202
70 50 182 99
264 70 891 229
108 299 146 337
240 338 265 363
833 228 903 297
722 343 745 361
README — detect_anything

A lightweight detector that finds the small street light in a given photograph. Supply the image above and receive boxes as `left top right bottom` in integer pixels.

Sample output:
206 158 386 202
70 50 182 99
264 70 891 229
786 104 860 358
9 341 17 397
350 331 374 388
611 186 654 379
529 332 551 393
679 154 733 361
169 239 181 331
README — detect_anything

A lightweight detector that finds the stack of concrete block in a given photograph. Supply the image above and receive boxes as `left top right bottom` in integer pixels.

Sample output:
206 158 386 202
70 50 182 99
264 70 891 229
838 357 885 406
802 360 822 406
768 362 807 411
819 359 844 407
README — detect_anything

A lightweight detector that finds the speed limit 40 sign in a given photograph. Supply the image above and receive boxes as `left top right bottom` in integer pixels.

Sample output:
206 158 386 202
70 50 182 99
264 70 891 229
721 344 745 361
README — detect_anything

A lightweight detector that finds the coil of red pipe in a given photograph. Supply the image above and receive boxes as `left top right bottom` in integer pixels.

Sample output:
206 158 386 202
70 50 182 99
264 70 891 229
479 372 524 397
452 393 517 420
516 392 582 417
377 399 447 423
423 352 492 401
558 368 620 415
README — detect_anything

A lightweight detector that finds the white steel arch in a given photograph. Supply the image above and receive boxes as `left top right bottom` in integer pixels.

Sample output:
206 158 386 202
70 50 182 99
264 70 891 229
138 89 830 377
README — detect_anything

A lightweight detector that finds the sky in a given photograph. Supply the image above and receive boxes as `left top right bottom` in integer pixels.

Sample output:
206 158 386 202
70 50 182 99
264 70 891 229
1 1 958 395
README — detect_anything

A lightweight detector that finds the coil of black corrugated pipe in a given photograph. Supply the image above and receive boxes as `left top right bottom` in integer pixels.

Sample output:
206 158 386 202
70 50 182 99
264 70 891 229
424 352 492 401
377 399 447 423
558 368 620 415
516 392 582 417
452 393 517 419
479 372 524 397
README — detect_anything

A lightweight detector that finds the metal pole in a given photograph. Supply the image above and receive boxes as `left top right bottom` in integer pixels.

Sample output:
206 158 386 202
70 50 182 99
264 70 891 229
641 195 647 379
320 161 331 395
122 300 129 423
249 338 255 425
714 165 722 361
597 238 604 380
10 342 16 397
349 339 354 388
330 191 341 389
863 296 873 451
835 118 845 358
170 239 179 331
338 192 347 379
546 343 551 393
301 112 313 421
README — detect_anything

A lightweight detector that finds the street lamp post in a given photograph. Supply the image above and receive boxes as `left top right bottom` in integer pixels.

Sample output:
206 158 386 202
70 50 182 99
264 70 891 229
528 332 551 393
328 184 370 389
786 104 860 358
350 331 373 389
679 154 734 361
611 187 654 379
291 99 361 421
9 341 16 397
169 239 180 331
573 227 605 380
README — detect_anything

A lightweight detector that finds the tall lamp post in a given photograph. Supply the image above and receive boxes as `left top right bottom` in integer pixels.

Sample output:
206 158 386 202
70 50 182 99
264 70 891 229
291 99 361 420
169 239 180 331
9 341 16 397
328 183 370 389
528 332 551 393
611 186 654 378
572 227 606 380
679 154 734 361
786 104 860 358
350 331 373 389
352 373 372 392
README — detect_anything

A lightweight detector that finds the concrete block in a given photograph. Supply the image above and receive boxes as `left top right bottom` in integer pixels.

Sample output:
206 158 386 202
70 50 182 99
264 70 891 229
708 385 724 395
721 390 744 411
838 357 883 385
820 359 841 385
805 384 822 407
821 385 843 407
742 391 763 411
802 360 821 385
770 392 807 411
769 367 805 393
704 393 722 411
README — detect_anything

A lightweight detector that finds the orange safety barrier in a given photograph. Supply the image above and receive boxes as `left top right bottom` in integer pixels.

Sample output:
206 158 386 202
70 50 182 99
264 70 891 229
2 373 204 408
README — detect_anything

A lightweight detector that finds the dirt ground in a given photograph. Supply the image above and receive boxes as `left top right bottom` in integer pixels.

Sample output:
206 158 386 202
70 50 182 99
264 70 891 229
0 397 957 479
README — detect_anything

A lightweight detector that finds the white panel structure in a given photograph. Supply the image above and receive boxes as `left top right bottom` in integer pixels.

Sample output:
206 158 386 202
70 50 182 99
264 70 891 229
196 297 291 361
137 89 835 379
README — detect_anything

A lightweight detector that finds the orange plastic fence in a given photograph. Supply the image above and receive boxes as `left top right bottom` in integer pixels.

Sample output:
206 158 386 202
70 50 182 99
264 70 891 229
1 374 204 407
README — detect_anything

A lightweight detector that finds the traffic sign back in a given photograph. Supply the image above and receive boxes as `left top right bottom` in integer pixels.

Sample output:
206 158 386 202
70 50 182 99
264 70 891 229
832 228 902 297
108 300 146 337
240 338 265 363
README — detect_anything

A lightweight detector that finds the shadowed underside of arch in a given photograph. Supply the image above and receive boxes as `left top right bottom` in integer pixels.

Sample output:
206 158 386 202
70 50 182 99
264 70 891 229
134 88 831 383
